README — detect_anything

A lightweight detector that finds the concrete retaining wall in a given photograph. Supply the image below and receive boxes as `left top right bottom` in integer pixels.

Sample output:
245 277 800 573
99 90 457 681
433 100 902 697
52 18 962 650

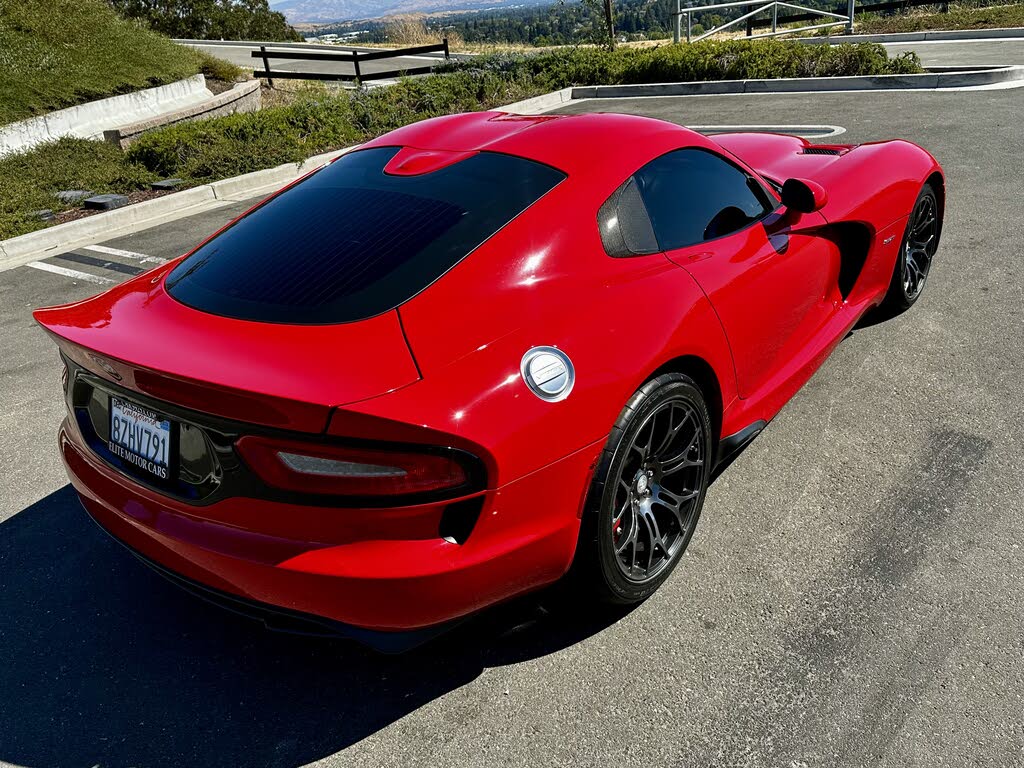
104 80 262 149
0 75 211 157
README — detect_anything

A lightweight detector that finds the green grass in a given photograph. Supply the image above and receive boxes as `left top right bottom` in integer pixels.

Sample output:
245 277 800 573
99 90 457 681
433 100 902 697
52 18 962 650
0 0 205 125
196 51 246 84
855 2 1024 32
0 40 922 241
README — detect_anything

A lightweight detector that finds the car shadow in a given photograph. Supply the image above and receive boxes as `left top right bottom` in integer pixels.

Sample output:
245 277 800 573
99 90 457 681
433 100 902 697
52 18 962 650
0 486 634 768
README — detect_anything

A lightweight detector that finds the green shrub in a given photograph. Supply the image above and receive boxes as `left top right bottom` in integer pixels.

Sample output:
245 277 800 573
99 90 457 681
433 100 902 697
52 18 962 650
0 0 203 125
856 2 1024 33
197 52 246 83
0 138 157 239
441 40 923 85
127 70 543 181
127 95 362 181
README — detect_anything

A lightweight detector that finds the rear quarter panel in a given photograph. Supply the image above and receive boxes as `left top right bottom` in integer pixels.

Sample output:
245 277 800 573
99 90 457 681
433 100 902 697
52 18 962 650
345 179 739 487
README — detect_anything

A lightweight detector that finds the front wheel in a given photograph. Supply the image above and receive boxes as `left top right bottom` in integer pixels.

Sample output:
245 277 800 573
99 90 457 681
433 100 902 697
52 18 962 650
577 373 713 605
883 184 941 313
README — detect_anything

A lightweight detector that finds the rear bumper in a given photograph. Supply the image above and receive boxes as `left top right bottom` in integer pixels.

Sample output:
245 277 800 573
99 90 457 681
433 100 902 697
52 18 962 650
60 418 603 632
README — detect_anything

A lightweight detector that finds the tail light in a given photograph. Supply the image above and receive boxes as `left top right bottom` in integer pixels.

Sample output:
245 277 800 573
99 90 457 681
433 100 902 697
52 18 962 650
236 435 474 498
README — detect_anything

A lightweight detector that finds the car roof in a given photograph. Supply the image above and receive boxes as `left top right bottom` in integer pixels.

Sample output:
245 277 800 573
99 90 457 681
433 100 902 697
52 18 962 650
360 111 719 177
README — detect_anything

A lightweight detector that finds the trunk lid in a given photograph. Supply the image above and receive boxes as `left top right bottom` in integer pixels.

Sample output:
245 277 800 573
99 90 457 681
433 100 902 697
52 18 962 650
34 264 421 433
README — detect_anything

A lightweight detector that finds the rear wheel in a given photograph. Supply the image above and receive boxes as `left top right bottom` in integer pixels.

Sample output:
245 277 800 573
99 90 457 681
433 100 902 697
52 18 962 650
883 185 941 313
577 374 712 605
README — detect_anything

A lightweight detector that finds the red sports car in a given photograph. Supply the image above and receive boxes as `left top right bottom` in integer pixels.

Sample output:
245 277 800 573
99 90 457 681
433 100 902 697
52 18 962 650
35 111 944 650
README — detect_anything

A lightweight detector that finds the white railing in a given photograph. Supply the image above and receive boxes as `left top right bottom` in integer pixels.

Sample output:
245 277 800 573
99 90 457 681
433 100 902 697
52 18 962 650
673 0 854 43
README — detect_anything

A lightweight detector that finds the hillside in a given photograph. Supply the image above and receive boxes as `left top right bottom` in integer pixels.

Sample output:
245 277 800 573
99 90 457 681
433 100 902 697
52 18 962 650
0 0 203 125
271 0 551 24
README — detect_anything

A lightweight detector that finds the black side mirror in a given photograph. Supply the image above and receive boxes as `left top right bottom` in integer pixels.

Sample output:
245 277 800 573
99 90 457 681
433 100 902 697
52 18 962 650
781 178 828 213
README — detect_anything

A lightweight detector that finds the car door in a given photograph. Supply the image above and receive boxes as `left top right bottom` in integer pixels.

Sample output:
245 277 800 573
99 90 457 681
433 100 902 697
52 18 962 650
632 148 842 399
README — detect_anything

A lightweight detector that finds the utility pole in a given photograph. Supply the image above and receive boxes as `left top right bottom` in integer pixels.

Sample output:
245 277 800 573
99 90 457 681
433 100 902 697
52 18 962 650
604 0 616 47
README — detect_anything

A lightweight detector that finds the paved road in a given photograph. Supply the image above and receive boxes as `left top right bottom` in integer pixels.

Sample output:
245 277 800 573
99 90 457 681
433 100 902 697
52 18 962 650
881 38 1024 66
184 40 448 81
2 85 1024 767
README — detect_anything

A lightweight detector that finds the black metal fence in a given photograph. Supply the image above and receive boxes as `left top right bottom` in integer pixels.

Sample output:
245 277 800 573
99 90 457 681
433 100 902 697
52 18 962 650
252 40 450 86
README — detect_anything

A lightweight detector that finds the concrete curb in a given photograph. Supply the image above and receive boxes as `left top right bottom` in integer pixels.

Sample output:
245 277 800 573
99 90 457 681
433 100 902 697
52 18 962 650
0 148 354 272
570 64 1023 98
498 88 575 115
806 27 1024 44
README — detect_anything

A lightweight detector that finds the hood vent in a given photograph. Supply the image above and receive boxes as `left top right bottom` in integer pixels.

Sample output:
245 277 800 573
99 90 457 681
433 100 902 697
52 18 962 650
802 147 844 156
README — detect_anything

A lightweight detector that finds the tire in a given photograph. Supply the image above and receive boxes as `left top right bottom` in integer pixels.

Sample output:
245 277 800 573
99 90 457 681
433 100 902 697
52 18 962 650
575 373 713 605
882 184 942 314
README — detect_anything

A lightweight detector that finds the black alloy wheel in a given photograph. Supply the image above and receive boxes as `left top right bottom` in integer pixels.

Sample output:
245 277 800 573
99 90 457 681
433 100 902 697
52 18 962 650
578 373 713 605
885 184 942 312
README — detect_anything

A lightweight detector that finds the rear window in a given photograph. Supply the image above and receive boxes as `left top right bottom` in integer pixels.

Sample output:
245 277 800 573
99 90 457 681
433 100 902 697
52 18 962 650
165 147 565 324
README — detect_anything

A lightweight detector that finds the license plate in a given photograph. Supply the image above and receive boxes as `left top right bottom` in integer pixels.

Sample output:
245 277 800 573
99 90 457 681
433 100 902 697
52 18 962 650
108 397 173 480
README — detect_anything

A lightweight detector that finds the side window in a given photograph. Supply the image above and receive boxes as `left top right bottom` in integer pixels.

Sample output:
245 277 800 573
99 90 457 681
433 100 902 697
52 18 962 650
633 148 775 251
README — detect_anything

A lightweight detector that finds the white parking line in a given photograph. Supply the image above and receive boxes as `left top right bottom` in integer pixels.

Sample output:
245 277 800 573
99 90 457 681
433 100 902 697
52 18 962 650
25 261 114 285
84 244 168 264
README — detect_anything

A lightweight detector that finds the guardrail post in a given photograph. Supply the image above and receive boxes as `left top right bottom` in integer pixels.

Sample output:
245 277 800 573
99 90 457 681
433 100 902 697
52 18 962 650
260 45 273 88
772 1 778 32
443 37 450 60
746 4 753 35
847 0 855 32
353 50 361 84
674 0 681 43
686 12 692 42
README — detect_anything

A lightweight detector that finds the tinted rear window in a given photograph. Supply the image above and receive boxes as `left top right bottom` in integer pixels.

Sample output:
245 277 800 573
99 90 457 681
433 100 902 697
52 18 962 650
165 147 565 324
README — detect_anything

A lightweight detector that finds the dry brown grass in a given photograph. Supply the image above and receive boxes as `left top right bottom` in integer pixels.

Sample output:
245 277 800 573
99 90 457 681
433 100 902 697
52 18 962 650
382 16 464 48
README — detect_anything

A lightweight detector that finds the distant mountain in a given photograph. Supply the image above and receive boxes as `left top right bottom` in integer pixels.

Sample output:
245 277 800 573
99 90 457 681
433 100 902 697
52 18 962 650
271 0 553 23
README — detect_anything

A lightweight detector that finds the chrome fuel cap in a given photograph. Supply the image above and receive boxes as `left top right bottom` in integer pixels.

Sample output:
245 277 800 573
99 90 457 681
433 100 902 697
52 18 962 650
521 346 574 402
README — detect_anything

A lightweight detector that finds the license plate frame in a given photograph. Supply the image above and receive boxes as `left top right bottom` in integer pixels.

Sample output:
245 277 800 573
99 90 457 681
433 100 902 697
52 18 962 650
108 396 176 481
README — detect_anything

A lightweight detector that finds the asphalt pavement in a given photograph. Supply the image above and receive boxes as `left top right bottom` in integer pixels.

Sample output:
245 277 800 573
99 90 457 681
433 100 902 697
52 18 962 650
882 37 1024 66
1 54 1023 768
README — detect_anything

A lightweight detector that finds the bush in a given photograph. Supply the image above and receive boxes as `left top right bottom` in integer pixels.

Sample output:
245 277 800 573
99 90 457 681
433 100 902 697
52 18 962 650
197 52 245 83
0 138 157 239
856 2 1024 33
0 0 203 125
440 39 923 86
126 95 362 181
126 69 542 182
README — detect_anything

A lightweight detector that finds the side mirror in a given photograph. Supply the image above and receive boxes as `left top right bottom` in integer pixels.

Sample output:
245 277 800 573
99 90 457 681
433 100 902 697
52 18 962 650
781 178 828 213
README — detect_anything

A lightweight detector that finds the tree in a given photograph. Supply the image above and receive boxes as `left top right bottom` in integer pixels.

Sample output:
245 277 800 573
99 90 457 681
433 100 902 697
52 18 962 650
108 0 301 41
575 0 616 48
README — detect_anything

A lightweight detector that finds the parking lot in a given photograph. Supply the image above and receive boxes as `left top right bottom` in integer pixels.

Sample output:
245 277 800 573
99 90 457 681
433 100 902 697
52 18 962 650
1 74 1023 766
